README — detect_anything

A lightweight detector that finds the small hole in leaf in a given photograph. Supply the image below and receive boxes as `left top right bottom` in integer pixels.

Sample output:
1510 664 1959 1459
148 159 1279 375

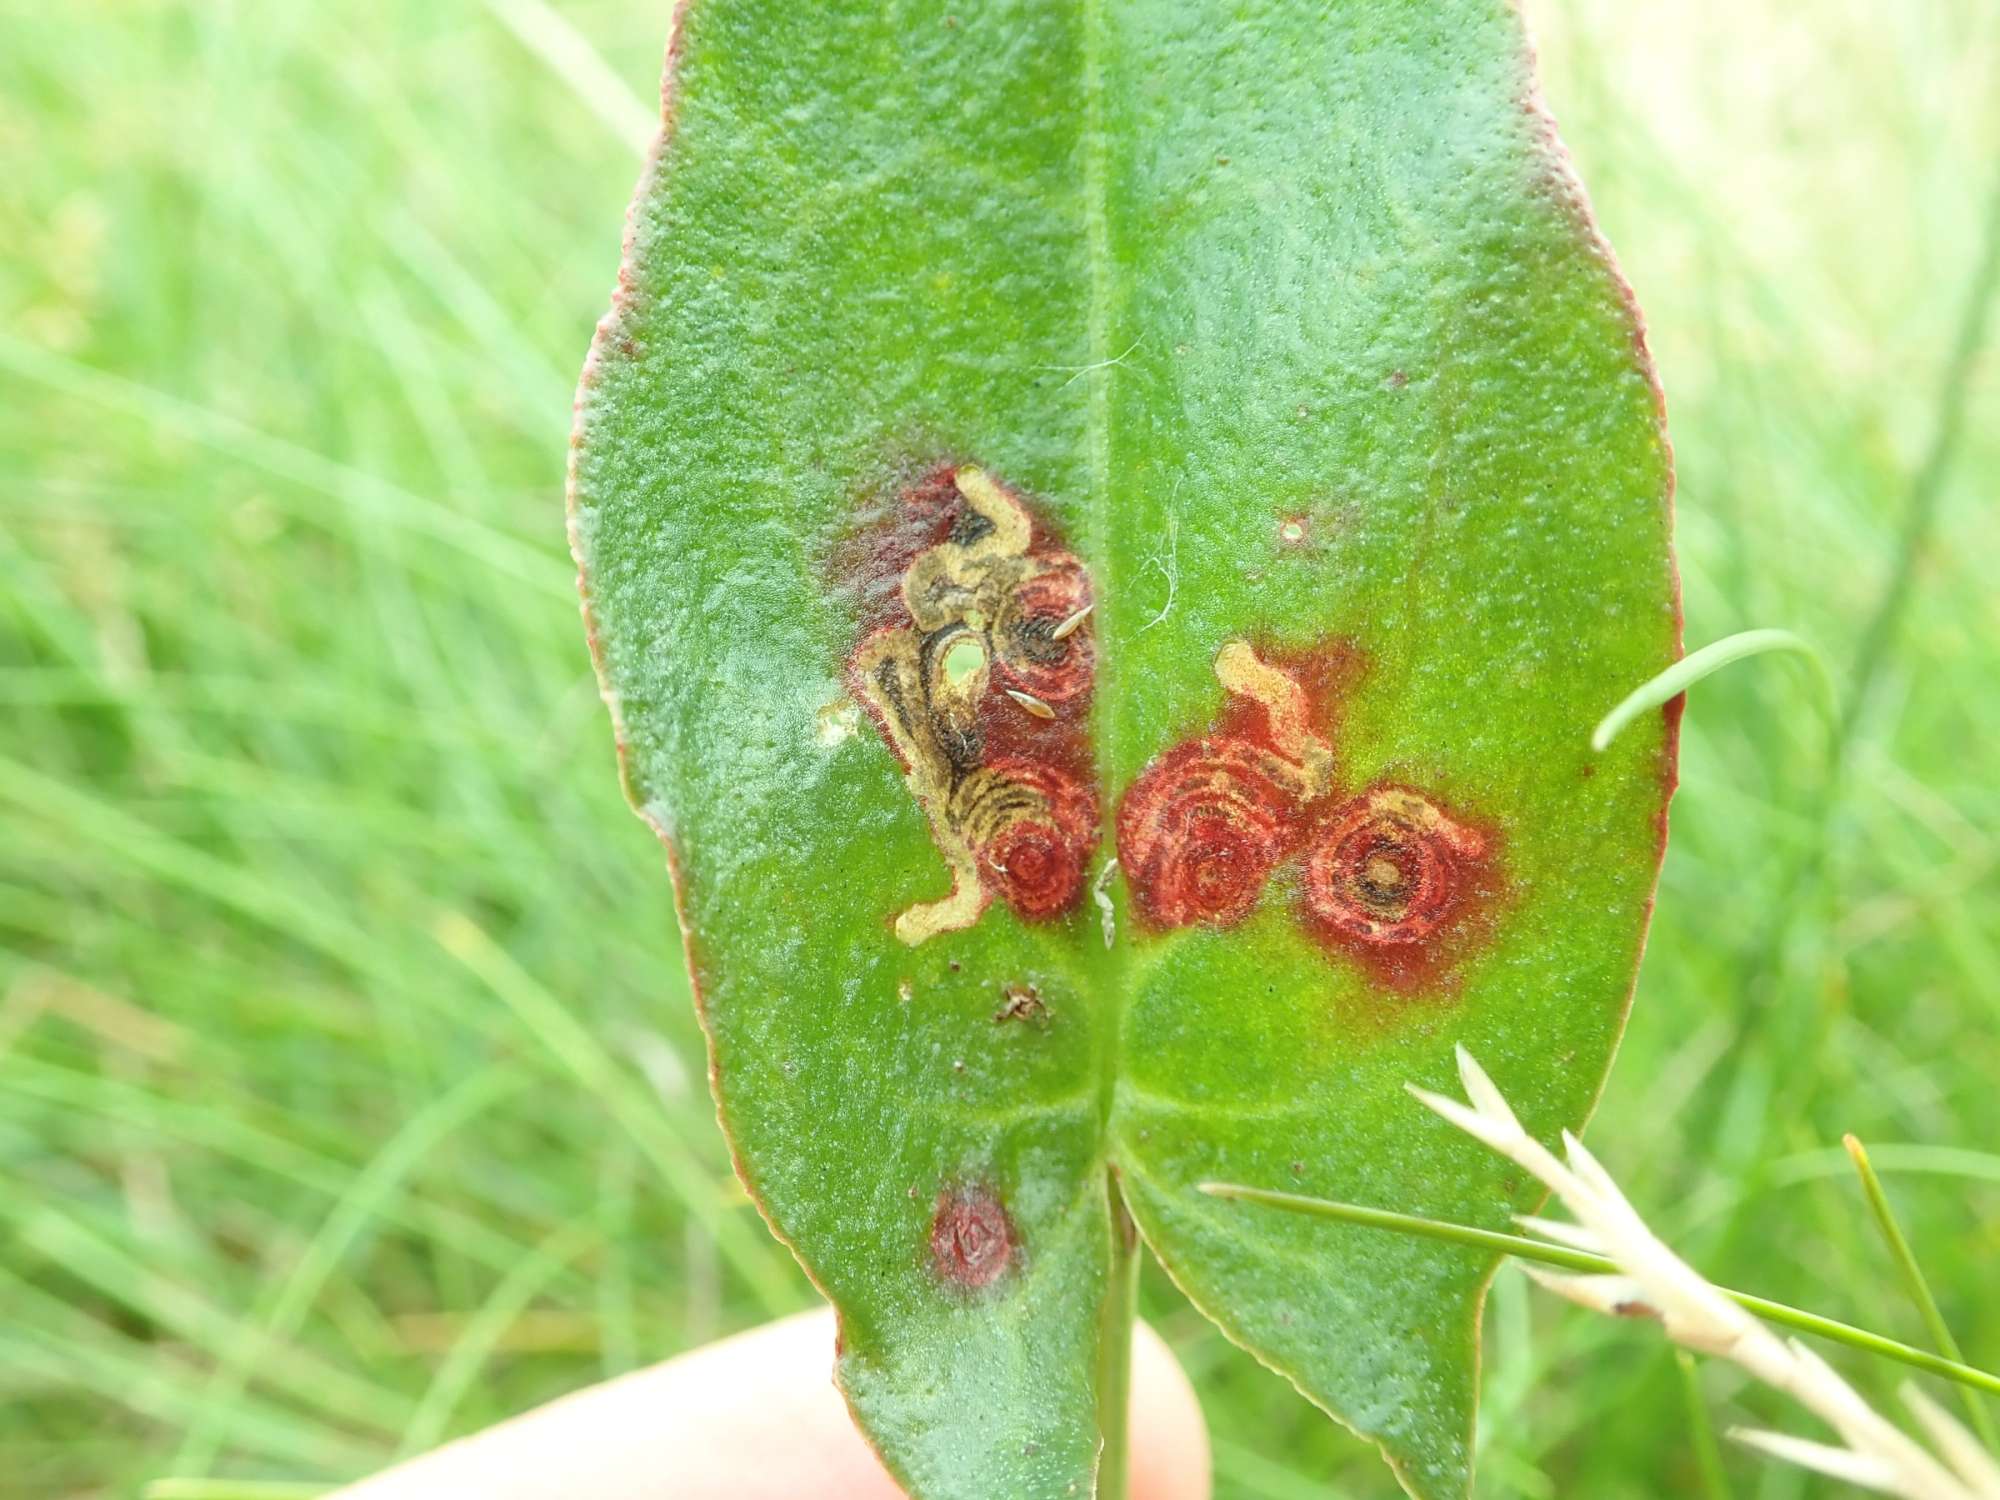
942 635 987 688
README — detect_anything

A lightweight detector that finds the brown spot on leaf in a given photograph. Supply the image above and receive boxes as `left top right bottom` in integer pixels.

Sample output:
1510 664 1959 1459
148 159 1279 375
928 1182 1015 1289
994 984 1047 1024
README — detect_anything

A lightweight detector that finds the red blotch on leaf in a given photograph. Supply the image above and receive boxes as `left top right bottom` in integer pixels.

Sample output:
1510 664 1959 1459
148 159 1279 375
992 552 1094 704
833 465 967 634
1298 784 1501 992
928 1183 1015 1289
981 817 1086 919
1116 737 1298 928
976 758 1097 920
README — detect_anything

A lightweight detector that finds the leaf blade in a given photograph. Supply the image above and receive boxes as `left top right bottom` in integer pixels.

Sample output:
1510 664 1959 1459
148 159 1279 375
570 3 1680 1496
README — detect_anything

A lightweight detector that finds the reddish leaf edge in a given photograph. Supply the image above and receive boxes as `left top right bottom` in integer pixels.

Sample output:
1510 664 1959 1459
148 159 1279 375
560 9 1036 1499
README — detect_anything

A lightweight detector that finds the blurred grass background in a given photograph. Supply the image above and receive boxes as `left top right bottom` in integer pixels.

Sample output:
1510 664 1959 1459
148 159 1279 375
2 0 1997 1495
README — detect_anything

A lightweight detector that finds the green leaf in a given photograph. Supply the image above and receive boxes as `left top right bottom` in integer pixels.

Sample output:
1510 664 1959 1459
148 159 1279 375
568 3 1678 1497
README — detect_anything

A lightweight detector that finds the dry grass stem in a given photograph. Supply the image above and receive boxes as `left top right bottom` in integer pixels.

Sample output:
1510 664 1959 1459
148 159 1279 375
1413 1047 2000 1500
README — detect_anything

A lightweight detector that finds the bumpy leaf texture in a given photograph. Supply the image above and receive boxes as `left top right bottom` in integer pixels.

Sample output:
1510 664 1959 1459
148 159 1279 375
569 3 1678 1497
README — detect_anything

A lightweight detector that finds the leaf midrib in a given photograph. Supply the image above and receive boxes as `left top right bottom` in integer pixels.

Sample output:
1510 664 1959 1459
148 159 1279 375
1078 0 1126 1171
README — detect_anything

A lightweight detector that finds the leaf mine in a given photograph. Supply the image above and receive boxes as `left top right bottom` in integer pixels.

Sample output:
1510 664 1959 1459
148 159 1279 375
844 466 1101 945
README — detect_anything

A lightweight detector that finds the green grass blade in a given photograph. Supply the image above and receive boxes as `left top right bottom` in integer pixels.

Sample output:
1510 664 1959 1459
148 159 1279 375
1838 165 2000 748
0 1195 410 1435
1844 1134 1999 1448
432 912 801 1316
479 0 655 156
1590 629 1832 752
0 1287 375 1470
0 334 568 601
171 1067 528 1473
1775 1144 2000 1189
395 1221 599 1456
1677 1350 1735 1500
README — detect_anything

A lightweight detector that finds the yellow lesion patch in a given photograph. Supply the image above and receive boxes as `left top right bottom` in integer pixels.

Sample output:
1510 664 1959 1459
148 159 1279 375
1212 640 1334 798
850 626 988 944
900 469 1034 635
1355 787 1488 860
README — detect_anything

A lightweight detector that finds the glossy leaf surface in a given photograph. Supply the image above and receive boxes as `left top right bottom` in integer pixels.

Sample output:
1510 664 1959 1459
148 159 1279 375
570 3 1678 1496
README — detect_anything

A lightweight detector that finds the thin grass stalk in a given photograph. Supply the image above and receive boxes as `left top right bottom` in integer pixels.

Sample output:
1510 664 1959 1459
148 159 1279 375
1199 1183 2000 1399
1847 1134 2000 1450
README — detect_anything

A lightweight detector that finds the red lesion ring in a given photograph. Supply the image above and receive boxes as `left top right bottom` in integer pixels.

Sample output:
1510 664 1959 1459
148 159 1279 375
1301 787 1486 943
